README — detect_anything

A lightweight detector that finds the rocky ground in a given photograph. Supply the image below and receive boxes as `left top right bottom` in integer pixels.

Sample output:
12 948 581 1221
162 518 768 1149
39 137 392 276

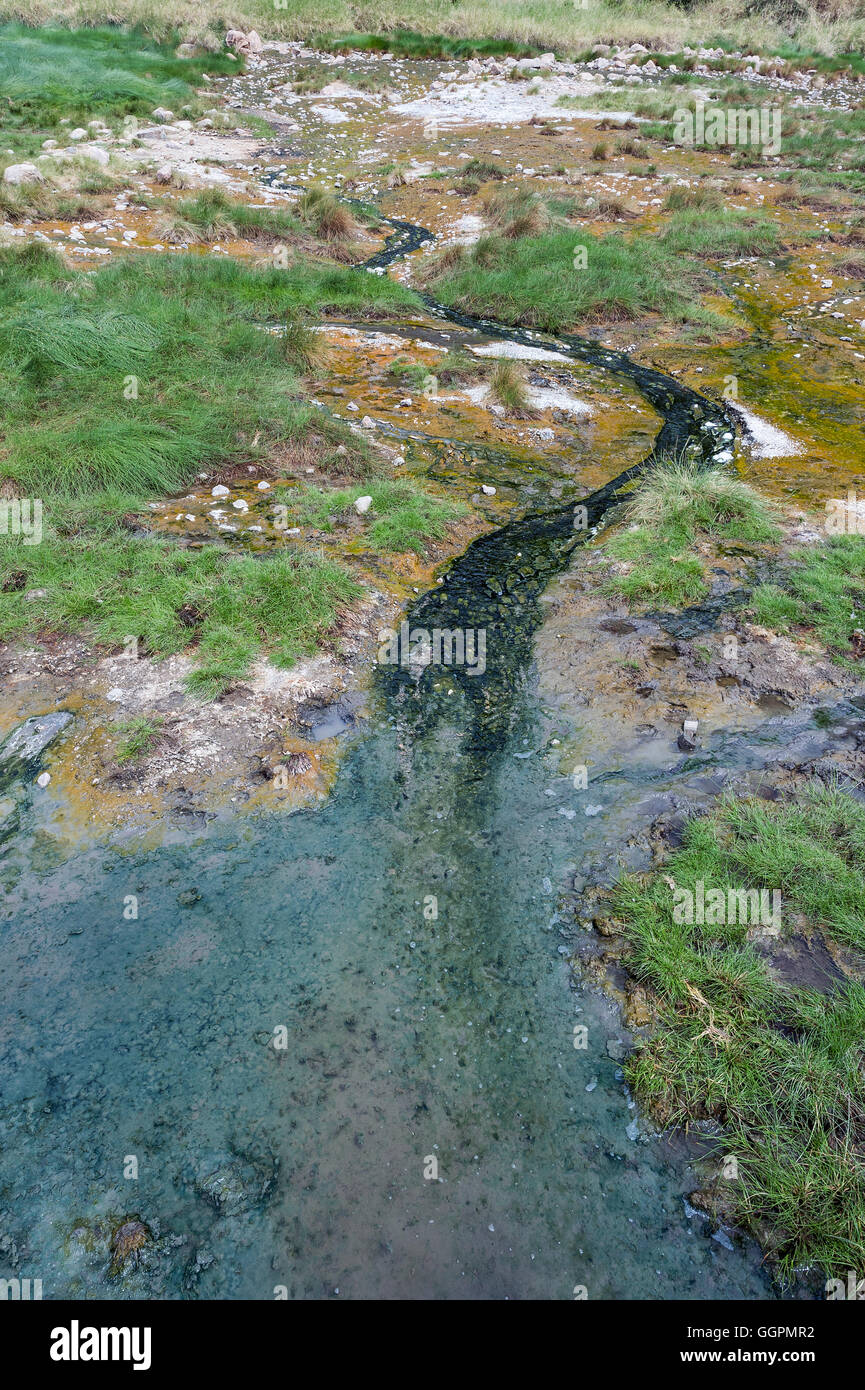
2 28 864 849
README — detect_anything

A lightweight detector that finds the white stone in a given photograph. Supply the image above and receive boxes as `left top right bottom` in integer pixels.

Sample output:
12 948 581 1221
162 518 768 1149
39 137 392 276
3 162 43 185
360 415 375 428
151 107 174 123
211 484 230 497
78 144 110 167
481 484 497 495
69 127 88 140
155 164 173 184
36 772 51 788
354 495 373 514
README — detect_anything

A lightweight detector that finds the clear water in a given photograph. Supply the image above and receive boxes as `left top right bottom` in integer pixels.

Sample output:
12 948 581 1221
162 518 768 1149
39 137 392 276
0 679 799 1301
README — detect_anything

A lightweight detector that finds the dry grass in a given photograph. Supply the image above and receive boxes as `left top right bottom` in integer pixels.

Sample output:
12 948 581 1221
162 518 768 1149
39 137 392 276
297 186 356 241
484 186 551 239
1 1 861 57
489 359 534 417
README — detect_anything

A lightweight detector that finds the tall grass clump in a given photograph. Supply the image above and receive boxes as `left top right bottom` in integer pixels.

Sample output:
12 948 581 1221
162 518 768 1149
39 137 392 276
604 456 779 607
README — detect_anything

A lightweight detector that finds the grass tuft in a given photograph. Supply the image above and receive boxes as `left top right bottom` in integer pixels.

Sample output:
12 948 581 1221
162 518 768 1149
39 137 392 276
604 457 779 607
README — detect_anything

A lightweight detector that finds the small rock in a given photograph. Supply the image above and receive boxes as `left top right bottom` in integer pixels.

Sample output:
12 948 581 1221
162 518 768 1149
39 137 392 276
678 718 699 751
354 495 372 515
481 484 496 496
155 163 173 185
78 144 110 167
360 415 375 429
211 484 230 497
35 772 51 789
151 107 174 123
69 127 88 141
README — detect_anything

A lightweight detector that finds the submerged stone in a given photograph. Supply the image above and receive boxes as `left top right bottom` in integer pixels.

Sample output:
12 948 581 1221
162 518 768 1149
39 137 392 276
0 712 72 790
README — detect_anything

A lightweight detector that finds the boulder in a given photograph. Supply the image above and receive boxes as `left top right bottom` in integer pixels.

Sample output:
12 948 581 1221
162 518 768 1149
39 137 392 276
78 144 110 167
3 162 43 185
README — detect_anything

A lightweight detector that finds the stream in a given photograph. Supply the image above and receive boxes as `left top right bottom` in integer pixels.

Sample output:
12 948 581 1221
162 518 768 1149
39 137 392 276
0 178 823 1302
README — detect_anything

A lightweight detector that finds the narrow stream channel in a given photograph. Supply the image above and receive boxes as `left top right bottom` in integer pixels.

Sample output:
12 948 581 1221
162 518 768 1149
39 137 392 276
1 193 806 1300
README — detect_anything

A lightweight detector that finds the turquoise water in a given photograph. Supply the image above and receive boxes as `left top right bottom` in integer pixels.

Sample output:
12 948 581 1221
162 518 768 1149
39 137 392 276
0 679 795 1301
0 205 789 1303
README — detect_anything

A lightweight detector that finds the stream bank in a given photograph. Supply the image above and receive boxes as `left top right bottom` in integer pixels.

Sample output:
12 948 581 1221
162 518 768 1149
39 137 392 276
2 29 864 1299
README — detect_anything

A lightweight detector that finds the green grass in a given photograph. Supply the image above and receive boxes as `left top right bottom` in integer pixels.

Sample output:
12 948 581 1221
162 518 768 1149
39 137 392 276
489 359 531 415
319 29 540 60
0 243 419 691
425 228 712 333
0 523 362 697
659 207 780 259
174 188 302 243
296 186 357 242
751 536 865 666
0 23 235 130
387 357 435 390
275 478 466 555
603 458 779 608
115 715 164 763
615 783 865 1276
0 243 417 499
462 158 507 183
